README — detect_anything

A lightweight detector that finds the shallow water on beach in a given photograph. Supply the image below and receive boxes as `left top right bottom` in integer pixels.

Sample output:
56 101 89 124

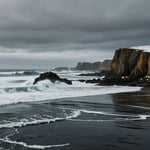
0 69 150 149
0 92 150 150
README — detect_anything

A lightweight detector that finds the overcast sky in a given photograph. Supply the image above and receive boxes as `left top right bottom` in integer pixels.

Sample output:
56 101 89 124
0 0 150 69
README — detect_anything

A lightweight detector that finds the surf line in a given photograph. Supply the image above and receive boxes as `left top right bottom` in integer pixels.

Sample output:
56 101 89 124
0 137 70 149
62 108 149 120
0 110 80 129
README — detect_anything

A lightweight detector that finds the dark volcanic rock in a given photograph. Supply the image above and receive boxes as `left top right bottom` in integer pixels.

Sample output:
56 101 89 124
98 76 150 87
77 76 150 87
33 72 72 85
86 78 102 83
79 70 109 77
98 77 131 86
77 78 102 84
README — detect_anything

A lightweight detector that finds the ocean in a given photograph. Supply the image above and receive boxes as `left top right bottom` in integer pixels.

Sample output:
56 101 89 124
0 69 150 150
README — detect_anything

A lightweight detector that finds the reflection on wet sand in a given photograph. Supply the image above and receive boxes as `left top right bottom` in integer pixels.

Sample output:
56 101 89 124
111 87 150 114
111 87 150 131
110 88 150 146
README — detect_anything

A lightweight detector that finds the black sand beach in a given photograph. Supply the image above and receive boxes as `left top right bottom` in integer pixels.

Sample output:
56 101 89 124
0 88 150 150
0 0 150 149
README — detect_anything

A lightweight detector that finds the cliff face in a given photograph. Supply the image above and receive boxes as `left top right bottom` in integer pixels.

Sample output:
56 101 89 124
110 48 150 79
75 60 111 71
98 60 112 71
75 62 101 71
147 58 150 76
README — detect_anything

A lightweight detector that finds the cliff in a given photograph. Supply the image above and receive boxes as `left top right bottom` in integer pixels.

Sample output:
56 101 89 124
110 47 150 79
75 62 101 71
98 60 111 71
75 60 111 71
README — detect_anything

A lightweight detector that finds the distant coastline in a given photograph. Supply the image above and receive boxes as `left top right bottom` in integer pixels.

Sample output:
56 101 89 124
51 46 150 87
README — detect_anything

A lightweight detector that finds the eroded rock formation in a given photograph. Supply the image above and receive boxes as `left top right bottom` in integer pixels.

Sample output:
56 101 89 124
33 72 72 85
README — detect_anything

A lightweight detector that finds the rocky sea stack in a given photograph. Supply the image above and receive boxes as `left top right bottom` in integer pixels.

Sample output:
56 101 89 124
33 72 72 85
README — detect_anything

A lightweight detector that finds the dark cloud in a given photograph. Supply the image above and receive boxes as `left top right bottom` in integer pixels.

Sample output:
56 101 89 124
0 0 150 68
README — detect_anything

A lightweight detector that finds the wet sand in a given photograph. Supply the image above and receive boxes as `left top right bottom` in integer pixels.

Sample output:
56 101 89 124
0 88 150 150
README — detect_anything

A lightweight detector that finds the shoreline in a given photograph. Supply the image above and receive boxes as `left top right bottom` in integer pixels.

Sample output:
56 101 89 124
0 86 150 150
0 85 142 107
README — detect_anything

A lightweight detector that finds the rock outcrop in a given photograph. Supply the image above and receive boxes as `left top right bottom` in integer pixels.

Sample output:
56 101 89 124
33 72 72 85
110 48 150 79
79 70 109 77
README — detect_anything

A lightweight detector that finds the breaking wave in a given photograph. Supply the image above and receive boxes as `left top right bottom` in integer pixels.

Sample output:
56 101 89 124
0 69 142 106
0 71 41 77
12 71 41 76
0 78 141 106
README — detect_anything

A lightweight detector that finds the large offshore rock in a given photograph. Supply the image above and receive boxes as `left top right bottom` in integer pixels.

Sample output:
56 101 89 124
33 72 72 85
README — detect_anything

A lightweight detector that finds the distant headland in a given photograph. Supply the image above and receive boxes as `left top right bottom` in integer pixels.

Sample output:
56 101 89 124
36 46 150 87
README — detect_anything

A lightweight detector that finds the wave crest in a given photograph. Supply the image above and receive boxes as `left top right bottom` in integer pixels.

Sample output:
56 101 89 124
13 71 40 76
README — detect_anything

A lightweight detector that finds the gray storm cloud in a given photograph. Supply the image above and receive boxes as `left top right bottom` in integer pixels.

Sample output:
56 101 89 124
0 0 150 68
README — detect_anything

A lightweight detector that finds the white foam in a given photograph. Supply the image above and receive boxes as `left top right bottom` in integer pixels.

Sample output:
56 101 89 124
0 118 63 129
0 110 80 129
66 110 81 119
69 118 120 122
78 109 137 117
0 138 69 149
0 80 141 106
126 105 150 110
138 115 148 120
82 109 149 120
65 108 149 121
0 71 142 106
69 118 142 122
